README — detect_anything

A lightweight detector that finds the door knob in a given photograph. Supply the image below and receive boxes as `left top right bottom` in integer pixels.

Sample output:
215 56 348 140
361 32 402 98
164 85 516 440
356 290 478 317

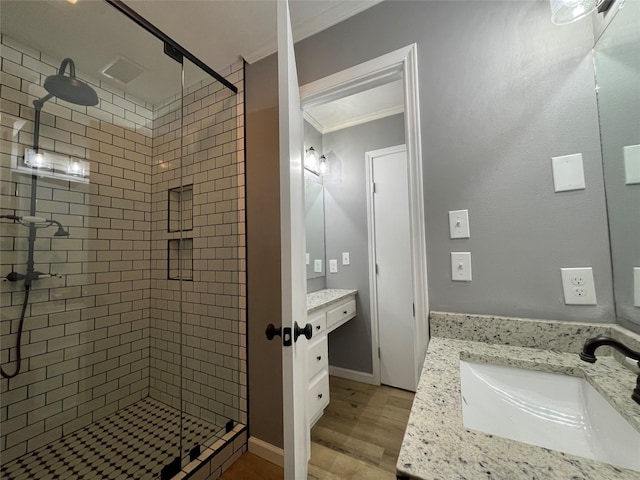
265 324 281 340
294 321 312 342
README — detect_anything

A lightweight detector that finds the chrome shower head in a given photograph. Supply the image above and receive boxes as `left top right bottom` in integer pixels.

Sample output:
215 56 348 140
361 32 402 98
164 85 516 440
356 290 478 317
42 58 99 107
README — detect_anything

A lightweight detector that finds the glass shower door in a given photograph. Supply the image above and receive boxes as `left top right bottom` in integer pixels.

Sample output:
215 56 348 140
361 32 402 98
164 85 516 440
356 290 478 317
174 55 246 467
0 1 184 477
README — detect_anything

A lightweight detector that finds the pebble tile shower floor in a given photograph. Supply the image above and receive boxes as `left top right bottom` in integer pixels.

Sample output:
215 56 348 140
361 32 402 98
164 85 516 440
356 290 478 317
0 398 226 480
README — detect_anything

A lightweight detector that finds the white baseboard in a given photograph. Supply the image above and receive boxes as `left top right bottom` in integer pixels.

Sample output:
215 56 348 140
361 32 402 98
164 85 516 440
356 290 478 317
248 436 284 468
329 365 376 385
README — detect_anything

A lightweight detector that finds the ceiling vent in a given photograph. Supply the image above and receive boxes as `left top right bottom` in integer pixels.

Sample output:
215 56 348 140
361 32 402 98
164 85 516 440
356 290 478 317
99 57 145 85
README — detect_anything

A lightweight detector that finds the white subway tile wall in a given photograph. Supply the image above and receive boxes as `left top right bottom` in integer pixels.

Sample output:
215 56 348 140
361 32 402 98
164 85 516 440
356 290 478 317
149 60 246 434
0 35 247 464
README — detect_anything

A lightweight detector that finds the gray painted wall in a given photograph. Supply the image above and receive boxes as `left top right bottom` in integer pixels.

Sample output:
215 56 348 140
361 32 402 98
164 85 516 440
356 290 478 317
294 0 614 323
303 120 323 157
322 114 405 373
246 0 616 449
246 54 283 448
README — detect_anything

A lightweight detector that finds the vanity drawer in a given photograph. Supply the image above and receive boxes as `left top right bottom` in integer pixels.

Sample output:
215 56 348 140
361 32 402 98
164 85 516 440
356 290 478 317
307 335 328 380
326 298 356 329
308 310 327 337
308 370 329 421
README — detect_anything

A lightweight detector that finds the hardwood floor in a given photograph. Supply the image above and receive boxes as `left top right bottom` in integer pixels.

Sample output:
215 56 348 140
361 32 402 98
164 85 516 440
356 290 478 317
220 377 414 479
309 376 414 479
220 452 284 479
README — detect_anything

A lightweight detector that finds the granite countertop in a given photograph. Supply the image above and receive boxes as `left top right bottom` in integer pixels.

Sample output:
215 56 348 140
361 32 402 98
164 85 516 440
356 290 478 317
307 288 357 313
397 312 640 480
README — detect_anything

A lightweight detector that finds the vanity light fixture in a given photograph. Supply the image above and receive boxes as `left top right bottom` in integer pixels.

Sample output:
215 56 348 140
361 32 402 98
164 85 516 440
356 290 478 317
550 0 613 25
305 146 329 176
318 155 329 175
305 146 319 172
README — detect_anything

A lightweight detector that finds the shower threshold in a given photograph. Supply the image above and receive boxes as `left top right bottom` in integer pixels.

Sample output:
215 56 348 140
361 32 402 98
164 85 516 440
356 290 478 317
1 398 228 480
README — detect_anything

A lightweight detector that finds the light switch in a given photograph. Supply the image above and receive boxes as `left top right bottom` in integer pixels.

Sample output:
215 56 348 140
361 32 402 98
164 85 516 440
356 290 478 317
306 253 310 265
314 259 322 273
552 153 585 192
449 209 470 239
329 259 338 273
634 267 640 308
624 145 640 185
342 252 350 265
451 252 472 281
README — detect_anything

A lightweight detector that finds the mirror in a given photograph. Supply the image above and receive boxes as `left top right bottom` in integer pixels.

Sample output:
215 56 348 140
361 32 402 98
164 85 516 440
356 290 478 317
594 0 640 329
305 175 326 279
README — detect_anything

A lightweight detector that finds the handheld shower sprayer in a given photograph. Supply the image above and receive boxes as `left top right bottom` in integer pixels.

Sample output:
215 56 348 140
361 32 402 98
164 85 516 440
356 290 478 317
0 214 69 379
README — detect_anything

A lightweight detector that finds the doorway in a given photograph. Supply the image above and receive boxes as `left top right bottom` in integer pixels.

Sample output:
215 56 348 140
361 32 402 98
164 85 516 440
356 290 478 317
299 44 429 393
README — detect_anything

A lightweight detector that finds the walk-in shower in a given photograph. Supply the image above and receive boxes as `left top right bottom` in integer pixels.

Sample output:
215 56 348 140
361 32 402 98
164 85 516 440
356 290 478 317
1 1 247 478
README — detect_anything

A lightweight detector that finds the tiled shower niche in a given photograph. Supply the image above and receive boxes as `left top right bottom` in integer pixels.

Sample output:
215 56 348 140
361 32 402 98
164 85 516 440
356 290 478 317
168 238 193 280
0 29 246 478
168 184 193 233
168 184 194 281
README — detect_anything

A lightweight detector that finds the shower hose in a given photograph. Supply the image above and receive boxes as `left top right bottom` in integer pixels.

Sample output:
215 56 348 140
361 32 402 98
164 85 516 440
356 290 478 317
1 285 30 379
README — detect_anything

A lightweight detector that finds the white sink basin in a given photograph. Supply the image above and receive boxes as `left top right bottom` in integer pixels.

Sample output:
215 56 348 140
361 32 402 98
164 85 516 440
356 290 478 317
459 360 640 472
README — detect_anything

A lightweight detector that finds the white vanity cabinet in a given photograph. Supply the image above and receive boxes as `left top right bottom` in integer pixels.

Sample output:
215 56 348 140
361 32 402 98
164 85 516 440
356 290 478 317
306 290 357 426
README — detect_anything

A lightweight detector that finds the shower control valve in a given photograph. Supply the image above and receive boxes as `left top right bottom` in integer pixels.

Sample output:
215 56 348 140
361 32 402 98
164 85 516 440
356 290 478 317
4 271 25 282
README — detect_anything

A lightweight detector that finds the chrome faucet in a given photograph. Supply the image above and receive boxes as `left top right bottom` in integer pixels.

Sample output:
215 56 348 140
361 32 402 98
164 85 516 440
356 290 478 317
579 335 640 405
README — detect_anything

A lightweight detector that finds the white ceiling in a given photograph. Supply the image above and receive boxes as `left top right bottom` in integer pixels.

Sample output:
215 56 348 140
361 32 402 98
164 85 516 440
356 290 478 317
2 0 397 129
1 0 383 105
126 0 385 67
304 80 404 134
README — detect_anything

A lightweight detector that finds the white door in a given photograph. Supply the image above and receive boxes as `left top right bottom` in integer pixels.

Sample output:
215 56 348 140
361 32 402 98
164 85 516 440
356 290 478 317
368 145 416 391
277 1 309 477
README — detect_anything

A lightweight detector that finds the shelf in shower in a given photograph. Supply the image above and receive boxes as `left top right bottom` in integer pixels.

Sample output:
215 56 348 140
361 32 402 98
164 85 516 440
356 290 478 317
168 184 193 233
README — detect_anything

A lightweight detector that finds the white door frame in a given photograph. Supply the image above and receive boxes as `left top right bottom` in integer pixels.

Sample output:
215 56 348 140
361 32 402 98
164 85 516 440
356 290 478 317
300 44 429 389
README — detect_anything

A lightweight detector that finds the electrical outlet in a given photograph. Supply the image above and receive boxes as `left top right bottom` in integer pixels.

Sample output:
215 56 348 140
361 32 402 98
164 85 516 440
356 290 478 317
561 267 596 305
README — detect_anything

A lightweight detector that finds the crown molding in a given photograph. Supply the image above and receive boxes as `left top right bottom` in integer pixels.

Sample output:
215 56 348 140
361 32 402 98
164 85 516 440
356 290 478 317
242 1 383 65
320 105 404 134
